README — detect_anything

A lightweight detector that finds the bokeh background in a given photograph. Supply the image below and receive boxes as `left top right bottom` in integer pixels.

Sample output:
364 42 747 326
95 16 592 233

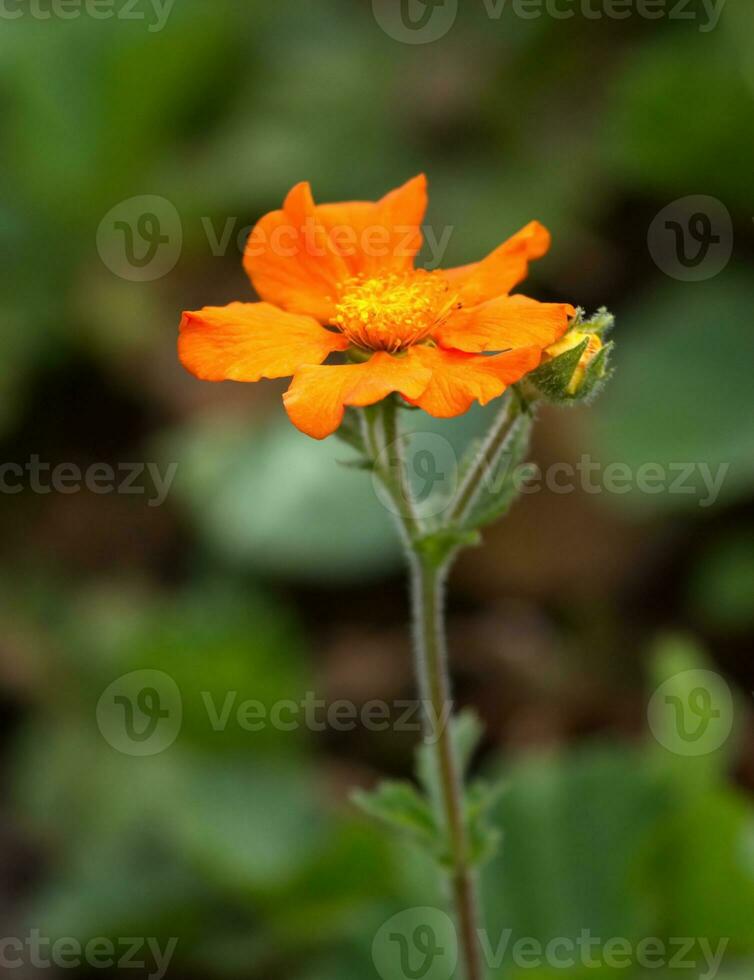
2 1 754 977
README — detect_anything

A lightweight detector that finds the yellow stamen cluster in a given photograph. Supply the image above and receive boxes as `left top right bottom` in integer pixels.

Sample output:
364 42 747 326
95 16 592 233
332 271 458 353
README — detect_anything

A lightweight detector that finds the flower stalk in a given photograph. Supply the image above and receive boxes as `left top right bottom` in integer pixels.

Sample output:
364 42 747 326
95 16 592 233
448 389 530 527
370 400 487 980
410 551 485 980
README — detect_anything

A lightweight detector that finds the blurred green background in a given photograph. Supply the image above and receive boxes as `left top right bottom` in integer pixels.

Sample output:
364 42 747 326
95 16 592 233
1 1 754 977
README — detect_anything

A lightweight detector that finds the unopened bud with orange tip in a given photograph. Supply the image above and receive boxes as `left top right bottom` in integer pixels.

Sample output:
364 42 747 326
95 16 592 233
526 308 614 404
545 330 604 394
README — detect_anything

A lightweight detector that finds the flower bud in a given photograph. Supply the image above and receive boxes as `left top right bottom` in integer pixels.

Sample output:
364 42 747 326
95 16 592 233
545 330 604 395
525 308 614 404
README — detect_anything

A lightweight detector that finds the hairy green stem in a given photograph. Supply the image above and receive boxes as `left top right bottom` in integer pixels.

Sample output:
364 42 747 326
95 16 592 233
448 390 526 526
381 398 420 536
363 400 423 545
410 553 484 980
369 401 484 980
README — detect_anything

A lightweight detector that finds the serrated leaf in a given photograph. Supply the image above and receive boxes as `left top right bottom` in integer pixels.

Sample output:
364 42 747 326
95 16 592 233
466 779 506 867
467 818 502 867
351 781 439 847
453 710 486 775
417 709 485 810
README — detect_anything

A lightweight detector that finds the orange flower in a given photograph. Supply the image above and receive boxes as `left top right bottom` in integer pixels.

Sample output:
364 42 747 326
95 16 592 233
179 176 574 439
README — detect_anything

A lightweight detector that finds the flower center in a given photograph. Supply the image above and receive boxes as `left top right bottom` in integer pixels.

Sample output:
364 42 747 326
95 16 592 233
332 271 458 353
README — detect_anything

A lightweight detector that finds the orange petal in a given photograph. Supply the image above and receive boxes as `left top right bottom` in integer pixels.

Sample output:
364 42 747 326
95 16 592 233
178 302 349 382
283 349 432 440
243 183 350 323
315 174 428 277
244 176 428 322
407 344 542 418
435 294 574 353
442 221 551 306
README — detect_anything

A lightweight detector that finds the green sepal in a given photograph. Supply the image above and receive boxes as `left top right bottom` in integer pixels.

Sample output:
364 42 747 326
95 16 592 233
586 306 615 336
528 337 589 404
567 306 614 337
577 339 614 404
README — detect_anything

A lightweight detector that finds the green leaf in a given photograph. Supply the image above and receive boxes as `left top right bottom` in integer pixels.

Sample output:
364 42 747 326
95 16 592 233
159 416 400 582
603 29 754 211
592 272 754 514
483 743 670 949
466 779 506 867
452 709 486 776
643 789 754 947
417 709 485 807
351 781 439 848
